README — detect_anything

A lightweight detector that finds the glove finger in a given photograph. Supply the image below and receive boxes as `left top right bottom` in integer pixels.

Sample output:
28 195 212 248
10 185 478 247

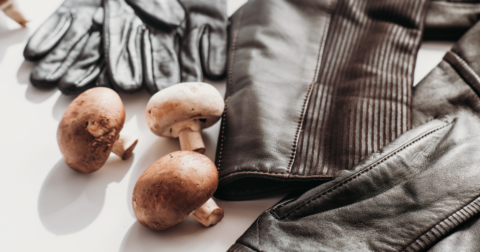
30 30 91 88
104 0 143 93
23 10 73 61
125 0 185 29
200 23 227 79
179 0 227 80
58 28 104 95
142 26 180 94
29 4 101 88
96 66 115 90
179 26 203 83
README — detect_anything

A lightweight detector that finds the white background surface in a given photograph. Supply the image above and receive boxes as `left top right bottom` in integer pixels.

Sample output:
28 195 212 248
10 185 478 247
0 1 453 251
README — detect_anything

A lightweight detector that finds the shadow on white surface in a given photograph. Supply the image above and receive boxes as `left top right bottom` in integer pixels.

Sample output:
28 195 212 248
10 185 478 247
0 19 29 62
120 220 205 252
37 156 134 235
126 137 181 217
119 195 283 252
119 90 151 126
51 93 76 121
202 131 217 161
16 59 34 84
16 60 59 103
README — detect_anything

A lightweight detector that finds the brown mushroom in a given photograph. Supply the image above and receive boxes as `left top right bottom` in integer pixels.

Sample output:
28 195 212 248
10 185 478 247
57 87 138 173
145 82 224 154
133 151 224 230
0 0 28 27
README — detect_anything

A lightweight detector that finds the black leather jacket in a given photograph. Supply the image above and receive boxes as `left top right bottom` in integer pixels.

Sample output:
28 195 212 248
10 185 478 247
216 0 430 200
226 1 480 251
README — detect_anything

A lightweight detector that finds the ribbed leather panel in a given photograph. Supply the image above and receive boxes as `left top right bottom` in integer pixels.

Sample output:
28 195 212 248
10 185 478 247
444 51 480 96
404 197 480 252
291 0 427 176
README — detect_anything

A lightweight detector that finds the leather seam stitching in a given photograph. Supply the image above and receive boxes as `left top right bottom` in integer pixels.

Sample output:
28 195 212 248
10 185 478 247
217 6 243 171
72 47 100 86
286 8 334 175
226 7 243 96
274 122 453 220
217 97 229 171
220 171 334 179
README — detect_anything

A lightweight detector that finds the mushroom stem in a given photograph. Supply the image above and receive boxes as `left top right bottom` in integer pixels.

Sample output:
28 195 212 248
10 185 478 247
189 198 224 227
178 129 205 154
1 0 28 27
112 131 138 160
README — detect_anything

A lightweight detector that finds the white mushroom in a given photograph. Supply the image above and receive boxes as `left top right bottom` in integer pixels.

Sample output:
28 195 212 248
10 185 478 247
145 82 224 153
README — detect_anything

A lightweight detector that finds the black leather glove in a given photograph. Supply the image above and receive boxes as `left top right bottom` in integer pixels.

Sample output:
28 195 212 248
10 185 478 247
228 18 480 252
214 0 428 200
24 0 227 95
24 0 104 95
103 0 227 94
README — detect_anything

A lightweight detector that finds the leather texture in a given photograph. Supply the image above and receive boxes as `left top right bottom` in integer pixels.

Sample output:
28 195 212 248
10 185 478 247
24 0 227 95
215 0 428 200
424 0 480 40
23 0 104 94
228 19 480 252
106 0 228 94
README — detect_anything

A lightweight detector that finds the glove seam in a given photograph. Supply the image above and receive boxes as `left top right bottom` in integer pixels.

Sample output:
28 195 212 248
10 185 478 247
273 121 453 220
71 55 98 86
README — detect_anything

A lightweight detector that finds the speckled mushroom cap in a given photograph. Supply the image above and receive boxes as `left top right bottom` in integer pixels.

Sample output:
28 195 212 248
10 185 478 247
57 87 126 173
133 151 219 230
145 82 224 137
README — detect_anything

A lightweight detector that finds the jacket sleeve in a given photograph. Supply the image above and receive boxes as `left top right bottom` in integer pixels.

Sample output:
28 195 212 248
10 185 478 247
215 0 428 200
229 17 480 252
424 0 480 40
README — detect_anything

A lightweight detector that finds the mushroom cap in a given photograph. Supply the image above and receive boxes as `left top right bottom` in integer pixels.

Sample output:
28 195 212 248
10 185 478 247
132 151 219 230
57 87 126 173
145 82 224 137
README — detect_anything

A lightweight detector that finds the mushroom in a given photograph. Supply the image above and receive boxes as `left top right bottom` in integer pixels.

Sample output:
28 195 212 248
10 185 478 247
133 150 224 230
57 87 138 173
1 0 28 27
145 82 224 154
